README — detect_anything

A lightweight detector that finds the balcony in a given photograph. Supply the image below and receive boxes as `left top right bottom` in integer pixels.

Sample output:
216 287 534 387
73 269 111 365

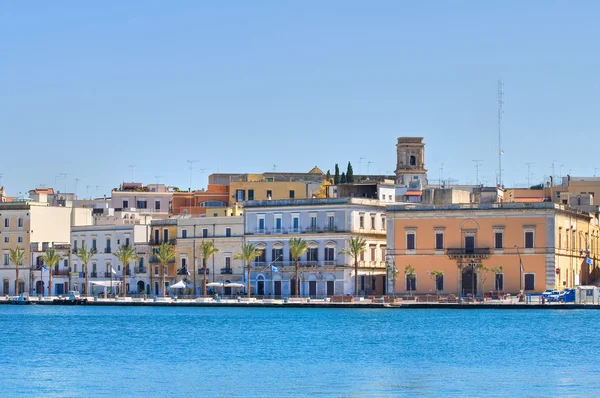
197 268 210 275
104 248 112 254
104 272 113 277
446 248 491 260
91 272 98 278
126 270 132 276
149 239 177 246
137 267 147 273
220 267 233 275
149 256 176 264
323 226 338 232
53 269 71 276
304 227 320 233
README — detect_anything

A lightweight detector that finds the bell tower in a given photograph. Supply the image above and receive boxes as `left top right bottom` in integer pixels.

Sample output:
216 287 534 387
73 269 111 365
395 137 428 187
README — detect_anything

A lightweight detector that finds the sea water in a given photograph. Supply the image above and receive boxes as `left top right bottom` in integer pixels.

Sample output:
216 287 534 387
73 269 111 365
0 306 597 397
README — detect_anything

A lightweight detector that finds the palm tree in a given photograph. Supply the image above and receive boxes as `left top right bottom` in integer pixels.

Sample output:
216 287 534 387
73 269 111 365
288 238 308 297
41 248 63 297
74 244 96 297
9 247 25 296
154 242 175 297
339 236 367 297
234 243 263 298
113 244 138 298
199 240 219 296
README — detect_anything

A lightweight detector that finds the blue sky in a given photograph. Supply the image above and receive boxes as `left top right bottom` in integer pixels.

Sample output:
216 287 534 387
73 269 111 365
1 1 599 198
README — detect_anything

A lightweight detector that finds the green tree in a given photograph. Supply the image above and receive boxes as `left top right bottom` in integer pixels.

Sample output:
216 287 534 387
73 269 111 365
340 172 347 184
289 238 308 296
234 243 263 297
113 244 138 297
339 236 367 297
346 161 354 183
199 240 219 296
326 170 331 183
491 265 504 291
75 244 97 296
405 264 416 296
428 269 444 297
476 263 489 295
334 164 340 184
41 248 63 297
386 260 398 296
9 247 25 296
154 242 176 297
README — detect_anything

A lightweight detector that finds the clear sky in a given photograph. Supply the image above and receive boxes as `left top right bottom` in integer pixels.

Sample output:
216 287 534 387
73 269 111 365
1 1 599 198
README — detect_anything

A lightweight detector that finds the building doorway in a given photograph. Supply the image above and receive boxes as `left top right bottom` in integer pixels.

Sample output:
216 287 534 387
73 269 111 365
274 281 282 296
465 236 475 254
462 267 477 296
137 281 145 294
36 281 45 296
309 281 317 297
326 280 334 296
291 278 297 296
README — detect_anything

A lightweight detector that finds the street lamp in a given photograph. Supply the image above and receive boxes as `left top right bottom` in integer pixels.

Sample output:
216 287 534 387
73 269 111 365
514 245 523 292
469 259 477 298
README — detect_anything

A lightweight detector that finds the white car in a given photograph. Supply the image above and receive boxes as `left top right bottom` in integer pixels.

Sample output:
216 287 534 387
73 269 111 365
541 289 559 299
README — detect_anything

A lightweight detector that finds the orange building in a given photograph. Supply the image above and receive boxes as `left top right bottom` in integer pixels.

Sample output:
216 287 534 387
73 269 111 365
386 202 600 296
171 184 230 216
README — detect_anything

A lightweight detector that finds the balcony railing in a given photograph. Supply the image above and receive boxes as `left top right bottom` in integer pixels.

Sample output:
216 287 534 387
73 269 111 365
53 269 71 276
245 227 384 235
197 268 210 275
104 248 112 254
104 272 113 277
137 267 147 273
220 267 233 274
446 248 491 259
149 256 176 264
91 272 98 278
149 239 177 246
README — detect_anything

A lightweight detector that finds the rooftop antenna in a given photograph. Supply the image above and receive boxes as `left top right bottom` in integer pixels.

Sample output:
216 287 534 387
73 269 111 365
129 165 137 182
358 157 366 175
551 160 558 185
155 175 163 184
440 163 444 188
60 173 69 194
0 173 3 187
472 160 483 185
367 161 374 174
95 185 99 198
273 164 277 172
197 168 208 191
525 163 534 187
187 160 199 192
86 185 91 199
74 178 81 199
497 79 504 188
595 168 598 177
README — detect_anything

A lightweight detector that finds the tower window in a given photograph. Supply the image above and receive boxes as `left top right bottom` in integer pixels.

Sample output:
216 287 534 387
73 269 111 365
409 155 416 166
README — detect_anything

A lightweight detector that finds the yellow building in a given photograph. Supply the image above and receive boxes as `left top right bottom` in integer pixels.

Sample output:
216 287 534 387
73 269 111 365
149 219 178 295
229 179 322 205
386 202 599 296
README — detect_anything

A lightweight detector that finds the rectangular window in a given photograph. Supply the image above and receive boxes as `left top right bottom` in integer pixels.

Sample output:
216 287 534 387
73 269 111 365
289 190 295 199
106 238 111 253
266 190 272 199
275 218 282 230
435 233 444 250
525 231 534 249
92 239 97 250
17 237 23 243
495 232 503 249
3 254 9 265
371 215 376 230
307 248 318 262
465 236 475 254
225 227 232 237
524 274 535 290
272 248 283 262
406 233 415 250
258 217 265 231
324 247 335 261
225 257 231 268
436 274 444 291
382 215 386 231
123 200 129 208
3 237 8 243
163 229 169 242
495 274 504 291
293 217 299 230
370 247 376 262
4 218 8 228
359 215 364 229
202 229 208 238
328 216 335 228
155 201 160 210
73 240 78 252
125 237 130 247
182 230 187 239
248 189 254 201
309 216 317 228
18 218 23 228
406 275 416 291
136 200 147 209
236 190 245 202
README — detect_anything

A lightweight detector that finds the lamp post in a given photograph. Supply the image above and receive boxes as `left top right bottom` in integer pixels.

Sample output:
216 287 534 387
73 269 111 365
386 253 397 297
514 245 523 292
469 259 477 298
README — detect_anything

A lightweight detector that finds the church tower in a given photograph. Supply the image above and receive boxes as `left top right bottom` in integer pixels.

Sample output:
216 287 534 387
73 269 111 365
394 137 428 187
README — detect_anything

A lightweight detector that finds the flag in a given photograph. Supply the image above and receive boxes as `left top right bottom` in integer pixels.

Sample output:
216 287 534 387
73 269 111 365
271 265 279 272
42 266 48 273
111 267 117 275
500 150 505 155
520 261 523 272
586 256 593 265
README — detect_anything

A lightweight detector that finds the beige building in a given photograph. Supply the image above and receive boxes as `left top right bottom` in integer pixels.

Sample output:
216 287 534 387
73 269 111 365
0 200 76 296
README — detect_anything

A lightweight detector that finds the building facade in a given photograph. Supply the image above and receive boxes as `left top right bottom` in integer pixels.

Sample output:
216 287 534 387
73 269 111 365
243 198 388 297
386 203 600 296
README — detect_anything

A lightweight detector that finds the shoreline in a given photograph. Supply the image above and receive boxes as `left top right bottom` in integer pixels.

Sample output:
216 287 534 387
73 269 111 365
2 296 599 309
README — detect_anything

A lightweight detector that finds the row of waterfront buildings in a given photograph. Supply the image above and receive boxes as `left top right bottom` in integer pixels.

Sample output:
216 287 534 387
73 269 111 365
1 137 599 298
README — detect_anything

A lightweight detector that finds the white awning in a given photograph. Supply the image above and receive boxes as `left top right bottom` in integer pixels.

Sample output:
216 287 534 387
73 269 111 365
90 281 121 287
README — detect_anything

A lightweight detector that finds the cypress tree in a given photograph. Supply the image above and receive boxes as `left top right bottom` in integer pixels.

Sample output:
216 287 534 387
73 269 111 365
346 162 354 183
340 172 347 184
334 164 340 184
326 170 331 182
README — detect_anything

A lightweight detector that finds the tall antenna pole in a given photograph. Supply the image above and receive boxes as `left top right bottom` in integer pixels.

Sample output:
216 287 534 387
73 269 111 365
60 173 69 194
0 173 3 187
129 165 137 182
358 157 366 175
74 178 81 199
497 79 504 188
472 160 483 185
367 161 374 174
86 185 91 199
440 163 444 188
187 160 199 192
525 163 534 187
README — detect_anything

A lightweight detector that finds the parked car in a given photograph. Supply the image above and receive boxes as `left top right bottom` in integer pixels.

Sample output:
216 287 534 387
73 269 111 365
541 289 560 299
549 288 576 303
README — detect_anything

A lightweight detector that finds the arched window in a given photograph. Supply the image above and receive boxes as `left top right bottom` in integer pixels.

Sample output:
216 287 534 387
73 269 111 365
409 155 416 166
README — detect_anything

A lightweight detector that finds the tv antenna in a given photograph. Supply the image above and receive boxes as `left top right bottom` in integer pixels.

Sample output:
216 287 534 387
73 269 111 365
197 168 208 190
60 173 69 194
74 178 81 198
497 79 504 188
86 185 91 199
358 157 366 174
129 164 137 182
0 173 3 187
367 161 374 174
155 175 163 184
472 160 483 185
187 160 199 191
525 163 534 187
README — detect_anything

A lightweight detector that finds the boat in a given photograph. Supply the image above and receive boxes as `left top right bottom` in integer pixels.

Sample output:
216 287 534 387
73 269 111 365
9 293 32 305
52 291 88 305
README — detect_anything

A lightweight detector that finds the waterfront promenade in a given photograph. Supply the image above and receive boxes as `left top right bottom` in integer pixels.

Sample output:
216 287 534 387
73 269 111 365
2 294 599 309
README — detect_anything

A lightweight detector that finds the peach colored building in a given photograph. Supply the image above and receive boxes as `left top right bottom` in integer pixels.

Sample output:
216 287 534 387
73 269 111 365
171 184 230 216
386 202 600 296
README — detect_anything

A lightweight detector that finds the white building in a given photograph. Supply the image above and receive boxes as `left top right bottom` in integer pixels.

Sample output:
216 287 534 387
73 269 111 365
242 198 388 297
111 182 173 219
71 224 151 295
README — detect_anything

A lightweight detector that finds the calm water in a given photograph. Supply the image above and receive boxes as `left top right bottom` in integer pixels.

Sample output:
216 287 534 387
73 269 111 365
0 306 597 397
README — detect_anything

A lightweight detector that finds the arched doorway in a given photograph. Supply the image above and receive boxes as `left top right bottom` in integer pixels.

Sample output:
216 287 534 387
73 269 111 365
257 275 265 296
137 281 145 294
462 267 477 296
